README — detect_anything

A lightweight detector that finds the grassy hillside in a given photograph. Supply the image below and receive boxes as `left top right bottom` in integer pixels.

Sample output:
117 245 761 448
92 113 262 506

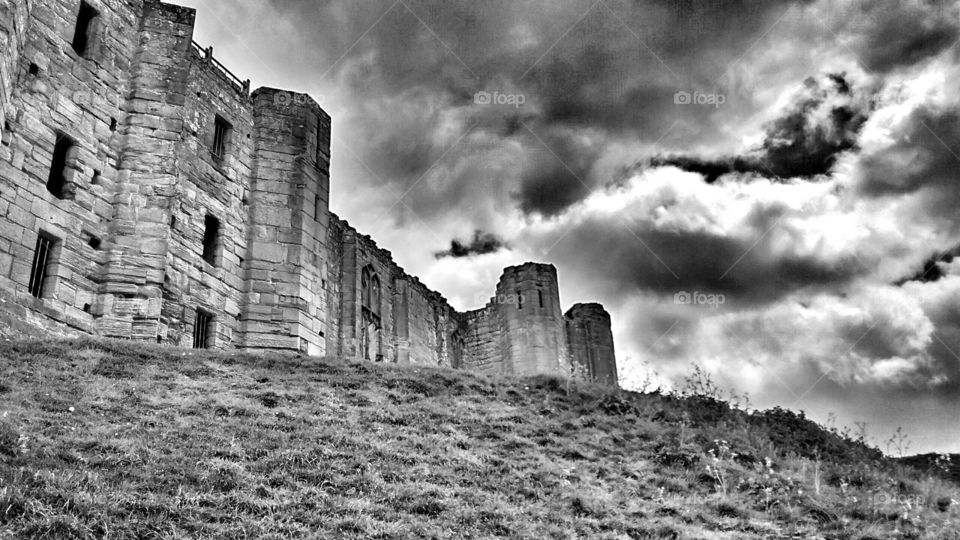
0 339 958 539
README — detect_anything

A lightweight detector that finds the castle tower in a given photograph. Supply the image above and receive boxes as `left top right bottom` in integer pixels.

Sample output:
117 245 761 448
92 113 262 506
100 0 195 340
240 88 330 354
494 262 570 376
565 303 618 386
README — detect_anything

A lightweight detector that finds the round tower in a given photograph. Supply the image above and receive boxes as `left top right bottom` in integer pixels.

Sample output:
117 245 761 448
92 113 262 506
494 262 570 377
564 303 618 386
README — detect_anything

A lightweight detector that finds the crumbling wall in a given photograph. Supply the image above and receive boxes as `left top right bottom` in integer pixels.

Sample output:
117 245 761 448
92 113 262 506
461 302 503 374
327 214 462 367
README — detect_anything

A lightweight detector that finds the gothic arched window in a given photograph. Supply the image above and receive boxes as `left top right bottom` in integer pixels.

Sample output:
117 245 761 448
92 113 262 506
361 265 381 316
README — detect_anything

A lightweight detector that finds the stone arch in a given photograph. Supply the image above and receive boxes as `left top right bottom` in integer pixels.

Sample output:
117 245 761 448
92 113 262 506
360 265 382 361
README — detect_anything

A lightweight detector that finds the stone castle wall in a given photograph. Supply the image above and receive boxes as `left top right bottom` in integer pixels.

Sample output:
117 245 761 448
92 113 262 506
0 0 618 386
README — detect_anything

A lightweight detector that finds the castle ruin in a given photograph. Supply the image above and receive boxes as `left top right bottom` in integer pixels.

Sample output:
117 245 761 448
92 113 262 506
0 0 618 384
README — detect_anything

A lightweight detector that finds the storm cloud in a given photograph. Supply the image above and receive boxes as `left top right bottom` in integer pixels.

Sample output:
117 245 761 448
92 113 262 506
650 74 870 182
435 230 508 259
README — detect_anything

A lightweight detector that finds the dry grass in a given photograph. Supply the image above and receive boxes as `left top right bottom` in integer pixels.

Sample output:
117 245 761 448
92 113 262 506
0 338 957 539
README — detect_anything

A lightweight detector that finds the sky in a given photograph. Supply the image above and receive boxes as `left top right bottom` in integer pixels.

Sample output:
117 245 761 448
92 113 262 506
177 0 960 454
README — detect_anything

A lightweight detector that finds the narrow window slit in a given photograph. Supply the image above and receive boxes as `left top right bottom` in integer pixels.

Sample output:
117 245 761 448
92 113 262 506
29 233 57 298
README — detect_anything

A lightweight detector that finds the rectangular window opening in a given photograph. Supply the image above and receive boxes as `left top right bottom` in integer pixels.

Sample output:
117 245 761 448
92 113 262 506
47 133 75 199
201 214 220 266
193 310 213 349
29 232 57 298
212 115 231 159
71 1 100 58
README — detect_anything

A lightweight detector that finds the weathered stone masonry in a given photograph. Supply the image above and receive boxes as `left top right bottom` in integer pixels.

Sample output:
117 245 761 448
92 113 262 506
0 0 618 385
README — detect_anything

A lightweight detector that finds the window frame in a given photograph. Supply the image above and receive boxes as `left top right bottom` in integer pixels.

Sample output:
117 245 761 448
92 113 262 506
212 115 232 160
28 232 58 298
193 309 214 349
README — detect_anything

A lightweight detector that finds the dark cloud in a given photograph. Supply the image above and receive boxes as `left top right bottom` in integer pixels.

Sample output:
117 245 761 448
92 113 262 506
845 1 960 74
855 106 960 202
548 210 867 304
256 0 824 219
650 73 869 182
514 131 600 216
897 245 960 284
435 230 508 258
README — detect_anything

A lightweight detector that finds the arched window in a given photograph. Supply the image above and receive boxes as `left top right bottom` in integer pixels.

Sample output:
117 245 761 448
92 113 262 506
370 275 380 315
361 265 381 316
360 265 382 362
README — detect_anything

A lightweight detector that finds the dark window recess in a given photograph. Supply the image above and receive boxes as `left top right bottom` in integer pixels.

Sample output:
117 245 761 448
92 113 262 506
314 194 322 220
47 134 75 199
87 235 101 250
71 1 100 58
28 233 56 298
109 117 117 131
517 291 523 310
1 121 10 146
91 169 101 185
28 63 39 76
193 310 213 349
156 335 162 344
538 289 544 309
169 215 177 228
82 303 91 313
201 214 220 266
212 116 231 159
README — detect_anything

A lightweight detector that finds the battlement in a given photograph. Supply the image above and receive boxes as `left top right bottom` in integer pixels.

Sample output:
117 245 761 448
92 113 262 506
0 0 617 385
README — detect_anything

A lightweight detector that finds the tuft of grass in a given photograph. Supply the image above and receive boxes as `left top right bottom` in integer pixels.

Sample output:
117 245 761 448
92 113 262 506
0 337 957 538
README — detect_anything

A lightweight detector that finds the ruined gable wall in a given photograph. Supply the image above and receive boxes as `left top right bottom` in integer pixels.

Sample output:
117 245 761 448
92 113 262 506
0 0 144 335
327 214 463 367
